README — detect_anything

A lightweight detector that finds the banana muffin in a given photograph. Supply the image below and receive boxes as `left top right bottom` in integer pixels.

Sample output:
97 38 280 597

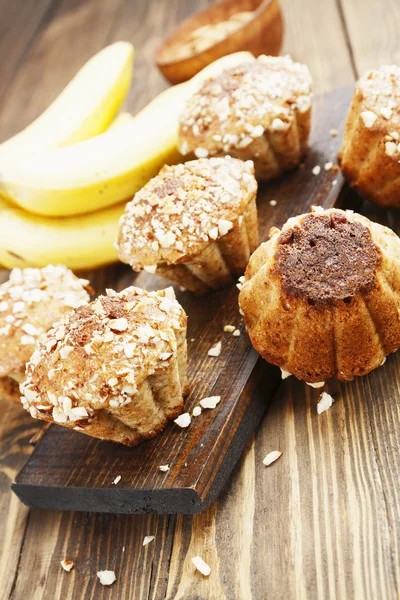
21 286 187 446
239 207 400 383
116 156 258 294
178 55 313 181
0 265 90 402
339 65 400 207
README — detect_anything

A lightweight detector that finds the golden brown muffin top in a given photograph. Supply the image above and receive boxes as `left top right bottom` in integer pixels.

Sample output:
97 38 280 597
21 286 186 422
273 211 381 304
0 265 90 381
178 55 312 158
356 65 400 155
116 156 257 269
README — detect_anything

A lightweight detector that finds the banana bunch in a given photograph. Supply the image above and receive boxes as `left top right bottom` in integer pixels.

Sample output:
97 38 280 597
0 47 252 269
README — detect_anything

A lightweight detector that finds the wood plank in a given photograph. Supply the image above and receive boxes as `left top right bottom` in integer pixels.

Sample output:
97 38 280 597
0 0 54 110
279 0 355 92
339 0 400 75
0 402 41 600
12 85 351 515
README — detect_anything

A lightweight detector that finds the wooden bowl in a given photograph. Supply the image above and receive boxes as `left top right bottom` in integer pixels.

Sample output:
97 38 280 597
156 0 284 84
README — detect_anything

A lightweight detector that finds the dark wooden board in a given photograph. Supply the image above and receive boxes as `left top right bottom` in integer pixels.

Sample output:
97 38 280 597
11 85 353 514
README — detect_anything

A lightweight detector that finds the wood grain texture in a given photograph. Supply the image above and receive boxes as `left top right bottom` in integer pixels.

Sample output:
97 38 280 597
1 0 400 598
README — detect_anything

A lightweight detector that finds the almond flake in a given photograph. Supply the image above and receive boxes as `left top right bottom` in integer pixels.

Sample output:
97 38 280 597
317 391 334 414
224 325 235 333
60 346 73 359
360 110 377 128
233 329 240 336
263 450 283 466
307 381 325 389
159 465 169 472
218 219 233 236
192 556 211 577
208 341 221 357
280 368 291 379
324 162 333 171
312 165 321 175
192 406 202 417
109 317 128 332
200 395 221 409
97 570 116 586
60 559 74 572
385 141 398 156
21 334 35 345
112 475 121 485
174 412 191 428
144 265 157 274
22 323 39 336
380 106 392 120
143 535 155 546
269 199 277 206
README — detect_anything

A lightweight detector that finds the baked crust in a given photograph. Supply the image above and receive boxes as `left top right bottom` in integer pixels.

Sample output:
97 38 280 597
116 156 258 293
239 207 400 382
21 286 187 446
339 65 400 207
178 55 312 180
0 265 90 384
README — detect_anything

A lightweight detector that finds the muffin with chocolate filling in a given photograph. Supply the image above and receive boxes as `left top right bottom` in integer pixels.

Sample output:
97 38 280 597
0 265 90 403
178 55 312 181
239 207 400 383
116 156 258 294
21 286 187 446
339 65 400 207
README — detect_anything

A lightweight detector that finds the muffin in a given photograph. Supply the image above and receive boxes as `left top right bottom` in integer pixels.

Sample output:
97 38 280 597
21 286 187 446
0 265 90 403
238 207 400 383
178 55 312 181
116 156 258 294
339 65 400 207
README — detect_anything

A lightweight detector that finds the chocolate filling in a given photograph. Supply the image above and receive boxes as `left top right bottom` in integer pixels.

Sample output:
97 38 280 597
274 212 380 303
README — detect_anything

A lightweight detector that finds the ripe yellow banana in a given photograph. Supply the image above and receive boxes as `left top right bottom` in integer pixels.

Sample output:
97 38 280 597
0 197 124 270
0 41 134 161
0 51 252 218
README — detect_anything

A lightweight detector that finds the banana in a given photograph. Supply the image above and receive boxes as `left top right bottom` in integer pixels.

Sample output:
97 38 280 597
0 51 253 218
0 41 134 161
107 112 134 129
0 197 124 270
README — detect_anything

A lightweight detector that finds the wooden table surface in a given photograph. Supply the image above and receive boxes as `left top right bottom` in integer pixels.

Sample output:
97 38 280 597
1 0 400 599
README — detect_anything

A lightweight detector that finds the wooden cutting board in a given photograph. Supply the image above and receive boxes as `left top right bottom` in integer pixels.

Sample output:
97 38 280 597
11 85 353 514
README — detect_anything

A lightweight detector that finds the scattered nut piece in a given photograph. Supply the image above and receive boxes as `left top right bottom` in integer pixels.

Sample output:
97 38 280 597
233 329 240 336
60 559 74 572
143 535 155 546
269 199 277 206
192 406 202 417
280 368 291 379
263 450 283 466
97 571 116 586
208 341 221 357
306 381 325 389
330 128 339 137
192 556 211 577
324 162 333 171
200 396 221 409
174 412 191 428
144 265 157 274
317 391 334 414
312 165 321 175
112 475 121 485
159 465 169 472
224 325 235 333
